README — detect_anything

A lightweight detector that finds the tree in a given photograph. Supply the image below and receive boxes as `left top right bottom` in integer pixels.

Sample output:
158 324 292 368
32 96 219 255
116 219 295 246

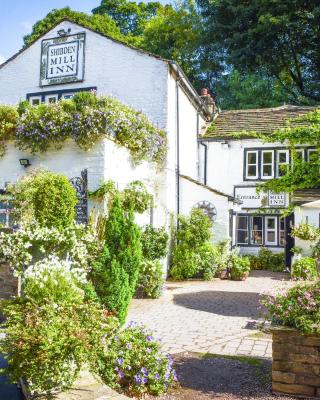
197 0 320 102
23 7 123 46
92 0 162 36
91 195 142 324
215 69 291 110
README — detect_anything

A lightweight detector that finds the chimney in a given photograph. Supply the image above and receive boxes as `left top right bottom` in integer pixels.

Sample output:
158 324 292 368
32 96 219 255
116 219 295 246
199 88 216 119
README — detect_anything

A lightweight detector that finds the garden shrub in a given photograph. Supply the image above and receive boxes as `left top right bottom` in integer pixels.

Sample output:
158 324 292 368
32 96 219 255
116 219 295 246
248 247 285 272
170 208 218 280
95 322 177 397
292 257 318 280
262 280 320 334
0 222 99 275
0 257 118 394
229 253 250 280
91 194 142 324
136 260 164 299
0 104 18 156
9 170 78 229
141 225 169 260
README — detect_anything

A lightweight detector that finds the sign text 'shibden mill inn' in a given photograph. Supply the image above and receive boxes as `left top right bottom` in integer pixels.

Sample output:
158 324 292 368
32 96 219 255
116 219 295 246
40 32 85 86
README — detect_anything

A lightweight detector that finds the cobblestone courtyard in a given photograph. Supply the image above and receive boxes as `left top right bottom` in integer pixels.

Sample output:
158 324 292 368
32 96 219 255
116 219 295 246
128 271 292 358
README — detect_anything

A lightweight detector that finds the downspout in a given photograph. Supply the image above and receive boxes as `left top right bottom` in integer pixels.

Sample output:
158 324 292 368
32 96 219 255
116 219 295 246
199 142 208 185
176 78 181 220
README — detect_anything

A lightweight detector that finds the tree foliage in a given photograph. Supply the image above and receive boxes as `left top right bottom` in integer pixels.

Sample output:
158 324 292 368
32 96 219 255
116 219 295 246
197 0 320 103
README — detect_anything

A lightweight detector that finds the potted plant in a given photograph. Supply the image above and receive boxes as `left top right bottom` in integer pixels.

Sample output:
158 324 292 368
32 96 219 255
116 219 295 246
229 253 250 281
262 281 320 398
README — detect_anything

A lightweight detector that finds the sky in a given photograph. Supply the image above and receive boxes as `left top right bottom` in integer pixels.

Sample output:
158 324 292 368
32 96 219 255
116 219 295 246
0 0 169 64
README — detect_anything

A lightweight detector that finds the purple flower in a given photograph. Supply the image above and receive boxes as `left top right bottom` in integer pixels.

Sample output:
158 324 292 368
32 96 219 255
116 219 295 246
118 370 124 379
116 358 124 366
154 373 160 381
134 374 142 385
141 367 148 376
142 376 148 384
126 343 132 350
146 335 154 342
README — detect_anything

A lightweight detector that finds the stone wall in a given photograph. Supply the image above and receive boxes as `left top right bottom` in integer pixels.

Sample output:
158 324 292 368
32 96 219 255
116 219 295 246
0 263 19 300
272 327 320 399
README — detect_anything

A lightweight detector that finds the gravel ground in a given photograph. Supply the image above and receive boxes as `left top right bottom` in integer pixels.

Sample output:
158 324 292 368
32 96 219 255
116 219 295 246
146 352 297 400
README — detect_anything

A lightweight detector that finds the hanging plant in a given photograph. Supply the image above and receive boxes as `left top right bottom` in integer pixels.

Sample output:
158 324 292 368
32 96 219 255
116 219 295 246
8 92 167 168
291 223 320 241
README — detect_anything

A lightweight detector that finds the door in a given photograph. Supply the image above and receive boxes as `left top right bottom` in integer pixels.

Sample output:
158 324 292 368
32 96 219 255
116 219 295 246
265 216 277 245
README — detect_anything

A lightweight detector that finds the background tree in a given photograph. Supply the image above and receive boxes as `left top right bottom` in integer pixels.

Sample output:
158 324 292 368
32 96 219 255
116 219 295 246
197 0 320 103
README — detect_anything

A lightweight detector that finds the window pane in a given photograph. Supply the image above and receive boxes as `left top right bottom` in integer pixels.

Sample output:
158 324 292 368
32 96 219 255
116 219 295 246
31 99 40 105
308 150 318 162
252 216 262 230
279 152 287 163
237 216 248 230
247 152 257 164
279 232 285 246
48 97 57 103
267 218 275 229
237 230 248 244
263 152 272 163
248 165 257 177
251 230 263 244
263 165 272 176
267 231 275 242
280 218 285 230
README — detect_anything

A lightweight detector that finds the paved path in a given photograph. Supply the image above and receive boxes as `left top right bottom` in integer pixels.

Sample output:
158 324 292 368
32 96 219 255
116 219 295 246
128 271 292 358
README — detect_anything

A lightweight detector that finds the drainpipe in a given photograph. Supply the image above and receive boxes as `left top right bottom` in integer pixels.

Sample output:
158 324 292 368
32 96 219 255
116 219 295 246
176 78 181 220
199 142 208 185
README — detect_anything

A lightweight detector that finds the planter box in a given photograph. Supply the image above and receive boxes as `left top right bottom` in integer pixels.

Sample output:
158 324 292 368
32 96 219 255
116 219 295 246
271 327 320 399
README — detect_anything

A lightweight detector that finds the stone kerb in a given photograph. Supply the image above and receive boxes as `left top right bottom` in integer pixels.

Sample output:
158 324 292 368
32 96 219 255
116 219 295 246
271 327 320 399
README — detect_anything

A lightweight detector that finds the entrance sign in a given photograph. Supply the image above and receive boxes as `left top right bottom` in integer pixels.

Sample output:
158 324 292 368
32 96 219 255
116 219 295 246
234 186 288 209
40 32 85 86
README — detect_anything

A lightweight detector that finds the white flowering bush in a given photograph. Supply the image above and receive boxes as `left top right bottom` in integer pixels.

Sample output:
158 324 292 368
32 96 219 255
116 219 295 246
22 256 87 303
0 223 100 275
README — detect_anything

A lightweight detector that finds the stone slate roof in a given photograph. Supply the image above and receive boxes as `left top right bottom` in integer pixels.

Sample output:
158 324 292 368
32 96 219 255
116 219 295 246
203 105 317 139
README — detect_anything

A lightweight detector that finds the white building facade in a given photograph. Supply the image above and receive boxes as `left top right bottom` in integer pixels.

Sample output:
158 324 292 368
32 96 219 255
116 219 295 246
199 106 320 266
0 19 235 247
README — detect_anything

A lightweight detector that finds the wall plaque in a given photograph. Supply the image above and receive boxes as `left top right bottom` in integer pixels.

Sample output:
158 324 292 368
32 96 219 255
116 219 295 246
40 32 85 86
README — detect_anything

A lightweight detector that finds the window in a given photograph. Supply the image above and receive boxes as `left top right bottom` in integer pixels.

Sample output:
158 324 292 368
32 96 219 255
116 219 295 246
45 94 58 104
29 96 41 106
61 93 74 100
261 150 274 178
265 216 277 245
246 151 258 179
279 218 286 246
294 149 304 161
307 149 318 162
276 150 289 177
251 216 263 245
0 198 13 227
236 215 249 244
235 214 285 247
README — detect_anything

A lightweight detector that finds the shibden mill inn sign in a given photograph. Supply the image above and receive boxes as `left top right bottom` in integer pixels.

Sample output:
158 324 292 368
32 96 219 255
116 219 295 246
40 31 86 86
234 186 288 209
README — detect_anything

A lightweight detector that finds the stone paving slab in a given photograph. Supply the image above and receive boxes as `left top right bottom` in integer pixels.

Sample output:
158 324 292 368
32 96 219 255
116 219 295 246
127 271 292 359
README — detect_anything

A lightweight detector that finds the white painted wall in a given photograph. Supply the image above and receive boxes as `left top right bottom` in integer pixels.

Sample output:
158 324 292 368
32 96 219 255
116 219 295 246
179 177 231 243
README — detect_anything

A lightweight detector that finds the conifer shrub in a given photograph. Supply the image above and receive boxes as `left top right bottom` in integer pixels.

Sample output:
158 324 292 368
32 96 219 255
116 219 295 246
91 195 142 324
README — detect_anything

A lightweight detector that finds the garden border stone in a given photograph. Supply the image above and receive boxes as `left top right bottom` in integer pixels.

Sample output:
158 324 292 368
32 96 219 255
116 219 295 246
20 370 130 400
271 326 320 399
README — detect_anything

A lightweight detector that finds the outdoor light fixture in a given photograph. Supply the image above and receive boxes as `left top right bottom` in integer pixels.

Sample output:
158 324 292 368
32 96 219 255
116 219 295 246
19 159 31 168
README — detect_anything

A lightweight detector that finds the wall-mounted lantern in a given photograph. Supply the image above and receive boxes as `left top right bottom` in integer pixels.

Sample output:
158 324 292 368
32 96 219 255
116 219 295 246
19 159 31 168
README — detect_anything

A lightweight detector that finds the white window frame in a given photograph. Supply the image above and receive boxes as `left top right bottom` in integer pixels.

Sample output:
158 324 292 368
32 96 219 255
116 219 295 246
246 150 259 179
29 96 42 106
45 94 58 104
236 215 249 245
265 216 277 245
250 215 263 245
276 149 289 177
261 150 274 179
61 93 74 100
279 218 286 246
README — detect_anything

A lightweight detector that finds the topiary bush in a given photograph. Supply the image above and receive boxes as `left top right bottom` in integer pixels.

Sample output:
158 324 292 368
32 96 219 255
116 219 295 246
170 208 218 280
95 322 177 397
292 257 318 280
91 194 142 324
8 170 78 229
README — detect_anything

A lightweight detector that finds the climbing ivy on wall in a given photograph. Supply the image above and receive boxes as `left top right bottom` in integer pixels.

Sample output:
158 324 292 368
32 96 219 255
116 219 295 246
0 92 167 168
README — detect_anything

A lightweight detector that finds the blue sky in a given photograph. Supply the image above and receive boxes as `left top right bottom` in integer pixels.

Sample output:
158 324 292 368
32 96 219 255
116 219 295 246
0 0 169 63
